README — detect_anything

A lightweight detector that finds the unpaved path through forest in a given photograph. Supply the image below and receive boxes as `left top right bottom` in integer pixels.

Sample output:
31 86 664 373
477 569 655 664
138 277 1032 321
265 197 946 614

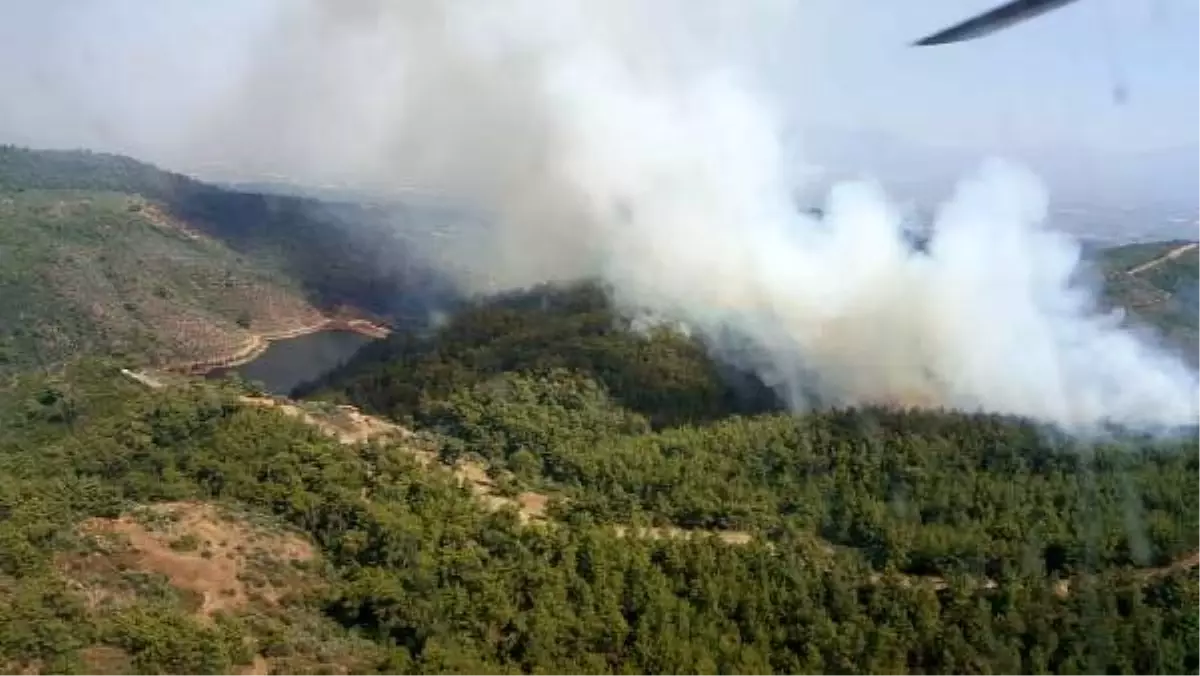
121 368 1200 590
1126 242 1198 276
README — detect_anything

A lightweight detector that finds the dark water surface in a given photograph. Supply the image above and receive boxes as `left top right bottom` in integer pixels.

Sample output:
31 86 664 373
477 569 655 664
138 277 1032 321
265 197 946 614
208 330 373 396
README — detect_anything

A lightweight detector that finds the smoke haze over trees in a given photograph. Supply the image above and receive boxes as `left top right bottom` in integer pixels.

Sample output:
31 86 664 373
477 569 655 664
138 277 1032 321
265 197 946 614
0 1 1194 431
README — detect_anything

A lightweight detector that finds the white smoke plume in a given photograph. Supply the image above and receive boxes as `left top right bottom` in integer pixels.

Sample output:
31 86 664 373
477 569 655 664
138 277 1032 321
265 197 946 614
188 0 1197 432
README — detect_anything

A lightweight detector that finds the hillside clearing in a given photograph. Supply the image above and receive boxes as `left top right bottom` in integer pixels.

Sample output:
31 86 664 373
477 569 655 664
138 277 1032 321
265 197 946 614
65 502 315 619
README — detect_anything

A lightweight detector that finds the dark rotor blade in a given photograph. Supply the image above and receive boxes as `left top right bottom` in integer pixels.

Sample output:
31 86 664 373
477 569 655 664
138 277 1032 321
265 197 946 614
913 0 1084 46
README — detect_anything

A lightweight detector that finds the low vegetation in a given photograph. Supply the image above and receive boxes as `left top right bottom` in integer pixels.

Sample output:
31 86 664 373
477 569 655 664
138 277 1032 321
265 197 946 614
0 145 447 375
0 188 326 373
0 145 455 321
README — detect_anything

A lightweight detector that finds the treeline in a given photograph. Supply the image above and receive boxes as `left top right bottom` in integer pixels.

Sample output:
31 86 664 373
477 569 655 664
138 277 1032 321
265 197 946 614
0 145 196 197
303 283 1200 577
0 360 1196 673
421 369 1199 577
297 282 779 427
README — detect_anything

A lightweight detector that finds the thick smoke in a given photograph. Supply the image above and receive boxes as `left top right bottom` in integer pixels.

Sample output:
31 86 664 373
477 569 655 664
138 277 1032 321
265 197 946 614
189 0 1198 432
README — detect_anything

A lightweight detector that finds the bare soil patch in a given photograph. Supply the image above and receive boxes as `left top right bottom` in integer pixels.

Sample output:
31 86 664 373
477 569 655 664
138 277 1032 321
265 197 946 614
611 524 754 544
238 396 420 450
78 645 134 675
66 501 314 618
134 201 205 242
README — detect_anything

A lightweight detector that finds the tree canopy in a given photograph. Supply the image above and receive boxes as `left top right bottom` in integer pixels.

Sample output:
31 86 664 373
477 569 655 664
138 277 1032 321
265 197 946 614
1 359 1196 674
0 145 1196 674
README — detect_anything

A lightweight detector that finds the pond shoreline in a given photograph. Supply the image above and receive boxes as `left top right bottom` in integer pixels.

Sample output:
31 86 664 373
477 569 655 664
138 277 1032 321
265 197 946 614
171 317 390 376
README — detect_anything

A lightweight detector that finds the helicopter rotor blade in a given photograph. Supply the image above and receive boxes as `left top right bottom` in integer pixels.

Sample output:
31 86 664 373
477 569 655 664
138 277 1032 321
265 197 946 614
913 0 1084 46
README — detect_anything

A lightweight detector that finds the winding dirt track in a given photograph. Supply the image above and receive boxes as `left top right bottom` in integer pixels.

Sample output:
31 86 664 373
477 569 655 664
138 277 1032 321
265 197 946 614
119 368 1200 590
1126 242 1198 276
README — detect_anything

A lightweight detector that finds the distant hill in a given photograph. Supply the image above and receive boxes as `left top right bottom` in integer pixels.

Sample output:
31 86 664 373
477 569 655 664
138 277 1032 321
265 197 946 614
1 144 1192 378
0 145 466 373
0 188 327 372
0 146 456 321
1094 239 1199 364
295 281 779 427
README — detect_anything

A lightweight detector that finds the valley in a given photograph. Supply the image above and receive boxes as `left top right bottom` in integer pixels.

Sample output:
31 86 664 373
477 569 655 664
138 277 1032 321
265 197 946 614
201 328 378 396
0 147 423 377
2 0 1196 671
0 144 1196 674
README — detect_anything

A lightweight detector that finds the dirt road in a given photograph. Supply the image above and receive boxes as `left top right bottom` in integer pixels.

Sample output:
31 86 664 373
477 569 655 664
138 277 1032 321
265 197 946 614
1127 242 1198 276
120 368 1200 587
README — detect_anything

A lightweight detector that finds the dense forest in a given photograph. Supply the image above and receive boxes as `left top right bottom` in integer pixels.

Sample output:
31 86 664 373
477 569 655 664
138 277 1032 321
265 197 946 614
303 283 1200 571
4 282 1180 674
0 145 1197 674
1 355 1196 674
296 282 778 427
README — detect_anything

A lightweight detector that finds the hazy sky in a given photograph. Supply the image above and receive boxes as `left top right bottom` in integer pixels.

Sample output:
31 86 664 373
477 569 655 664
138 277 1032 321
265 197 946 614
775 0 1198 152
0 0 1195 182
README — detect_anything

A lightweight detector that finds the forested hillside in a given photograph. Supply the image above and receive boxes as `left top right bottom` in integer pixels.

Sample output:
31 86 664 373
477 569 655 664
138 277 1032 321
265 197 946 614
0 144 1197 674
292 281 1197 673
296 282 778 427
301 280 1199 572
0 358 1196 674
304 237 1198 413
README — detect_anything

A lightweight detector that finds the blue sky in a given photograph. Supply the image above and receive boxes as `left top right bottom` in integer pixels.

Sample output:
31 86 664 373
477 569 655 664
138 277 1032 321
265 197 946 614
0 0 1194 199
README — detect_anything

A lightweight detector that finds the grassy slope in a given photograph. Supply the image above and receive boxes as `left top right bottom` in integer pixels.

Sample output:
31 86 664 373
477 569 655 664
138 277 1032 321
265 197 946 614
0 189 324 373
0 144 459 374
0 146 453 320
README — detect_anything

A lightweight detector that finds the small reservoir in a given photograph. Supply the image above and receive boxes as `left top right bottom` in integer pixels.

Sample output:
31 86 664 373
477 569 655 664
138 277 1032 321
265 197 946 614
208 329 372 396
